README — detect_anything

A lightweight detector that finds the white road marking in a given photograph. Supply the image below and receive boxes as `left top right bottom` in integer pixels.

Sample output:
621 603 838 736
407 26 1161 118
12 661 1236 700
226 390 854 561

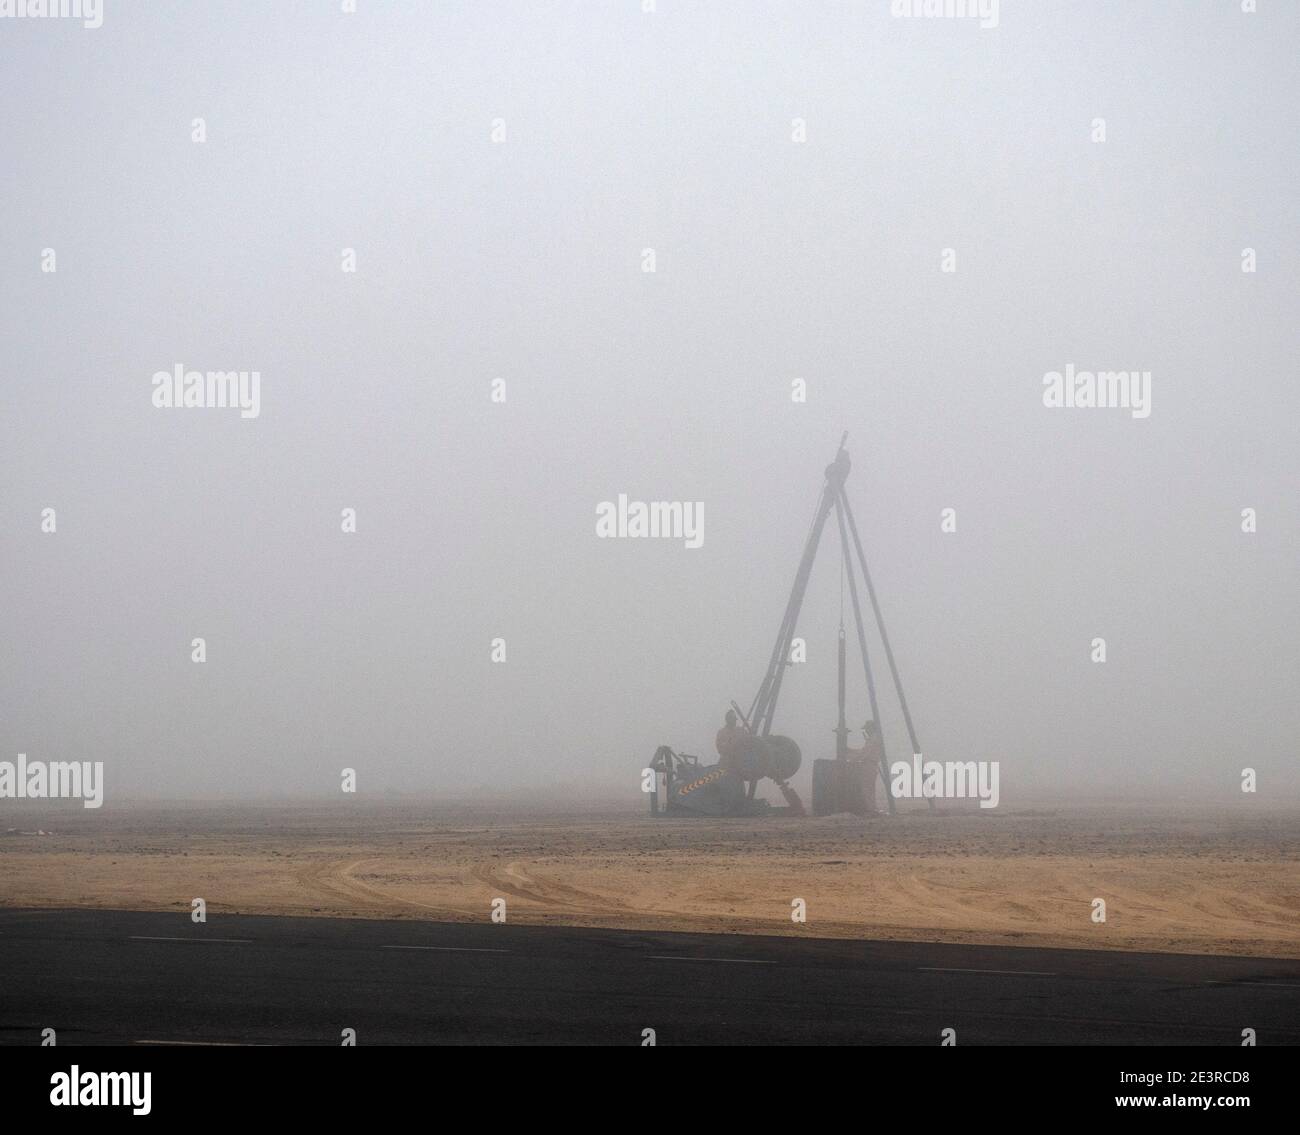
134 1039 264 1046
918 967 1057 977
647 955 776 965
129 936 252 944
381 944 509 954
1205 980 1300 989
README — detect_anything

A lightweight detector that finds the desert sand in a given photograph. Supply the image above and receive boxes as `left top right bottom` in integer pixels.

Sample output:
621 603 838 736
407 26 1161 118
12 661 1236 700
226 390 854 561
2 799 1297 958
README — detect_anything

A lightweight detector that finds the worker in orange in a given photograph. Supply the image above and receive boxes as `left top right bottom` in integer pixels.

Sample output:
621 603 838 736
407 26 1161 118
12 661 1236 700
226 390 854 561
860 720 884 765
715 709 747 772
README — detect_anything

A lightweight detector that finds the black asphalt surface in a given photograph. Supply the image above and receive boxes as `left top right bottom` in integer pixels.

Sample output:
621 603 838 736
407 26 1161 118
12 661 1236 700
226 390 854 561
1 908 1297 1045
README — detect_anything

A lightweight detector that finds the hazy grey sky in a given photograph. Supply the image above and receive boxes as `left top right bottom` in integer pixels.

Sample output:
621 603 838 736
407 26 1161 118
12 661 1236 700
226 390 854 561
2 2 1297 802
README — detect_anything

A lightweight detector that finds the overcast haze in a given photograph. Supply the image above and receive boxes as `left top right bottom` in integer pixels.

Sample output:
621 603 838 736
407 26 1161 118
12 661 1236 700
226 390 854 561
2 2 1297 803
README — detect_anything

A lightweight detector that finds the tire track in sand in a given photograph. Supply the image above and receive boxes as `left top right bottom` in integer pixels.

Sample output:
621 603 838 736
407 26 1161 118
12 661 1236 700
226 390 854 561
293 856 482 918
472 860 629 912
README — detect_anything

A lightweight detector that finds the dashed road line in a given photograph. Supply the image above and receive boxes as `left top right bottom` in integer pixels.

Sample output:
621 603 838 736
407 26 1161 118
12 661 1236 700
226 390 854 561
647 955 776 965
381 944 509 954
1205 980 1300 989
134 1039 262 1046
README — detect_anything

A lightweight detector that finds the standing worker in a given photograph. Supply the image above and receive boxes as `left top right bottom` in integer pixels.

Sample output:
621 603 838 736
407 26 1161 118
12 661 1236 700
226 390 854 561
715 709 747 772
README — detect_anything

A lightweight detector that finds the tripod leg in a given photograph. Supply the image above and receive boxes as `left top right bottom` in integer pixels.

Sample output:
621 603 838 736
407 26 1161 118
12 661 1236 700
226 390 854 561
840 490 933 811
834 493 895 815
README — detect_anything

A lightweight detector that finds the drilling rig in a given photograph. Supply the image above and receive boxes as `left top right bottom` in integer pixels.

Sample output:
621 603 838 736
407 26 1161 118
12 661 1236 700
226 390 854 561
647 434 929 817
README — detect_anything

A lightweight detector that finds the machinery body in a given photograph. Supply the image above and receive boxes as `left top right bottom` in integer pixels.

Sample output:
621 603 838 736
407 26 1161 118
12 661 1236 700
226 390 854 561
648 738 803 817
812 758 873 816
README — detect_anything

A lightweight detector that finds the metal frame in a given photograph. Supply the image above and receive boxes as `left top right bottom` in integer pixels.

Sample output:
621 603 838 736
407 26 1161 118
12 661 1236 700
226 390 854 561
746 434 929 815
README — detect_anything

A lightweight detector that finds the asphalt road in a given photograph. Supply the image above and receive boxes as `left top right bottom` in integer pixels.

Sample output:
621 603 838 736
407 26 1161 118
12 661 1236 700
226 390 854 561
1 908 1296 1045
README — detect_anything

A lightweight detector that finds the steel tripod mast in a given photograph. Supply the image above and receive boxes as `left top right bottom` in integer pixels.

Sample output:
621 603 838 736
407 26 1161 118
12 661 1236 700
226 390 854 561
746 434 924 813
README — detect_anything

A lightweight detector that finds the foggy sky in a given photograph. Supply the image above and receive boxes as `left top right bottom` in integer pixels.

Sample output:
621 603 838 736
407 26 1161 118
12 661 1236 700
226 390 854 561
2 2 1297 804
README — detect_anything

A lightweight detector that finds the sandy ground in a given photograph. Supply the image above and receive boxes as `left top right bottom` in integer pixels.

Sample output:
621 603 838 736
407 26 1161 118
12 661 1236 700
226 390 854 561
2 799 1297 958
